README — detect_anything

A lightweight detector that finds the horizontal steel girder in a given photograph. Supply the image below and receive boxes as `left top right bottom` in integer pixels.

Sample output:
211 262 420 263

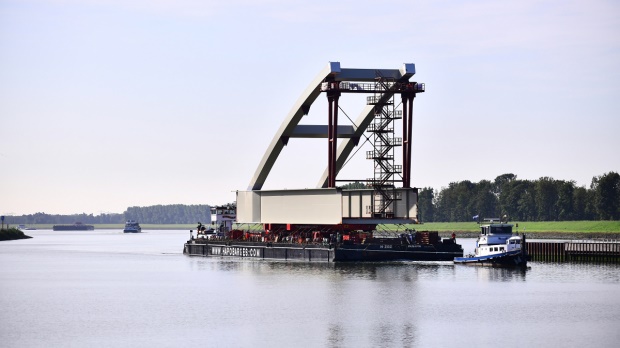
289 125 356 138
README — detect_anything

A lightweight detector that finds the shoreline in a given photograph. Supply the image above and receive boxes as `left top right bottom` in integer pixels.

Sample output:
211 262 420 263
9 224 620 240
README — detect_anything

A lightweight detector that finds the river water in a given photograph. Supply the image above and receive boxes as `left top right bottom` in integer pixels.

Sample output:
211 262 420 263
1 230 619 348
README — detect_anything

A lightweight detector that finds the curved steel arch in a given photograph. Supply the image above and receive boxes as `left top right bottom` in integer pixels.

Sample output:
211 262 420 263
247 62 416 191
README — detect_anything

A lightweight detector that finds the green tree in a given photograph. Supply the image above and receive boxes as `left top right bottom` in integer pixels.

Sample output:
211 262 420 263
591 172 620 220
493 173 517 198
499 179 536 221
433 180 497 222
535 177 559 221
572 186 596 220
473 180 498 219
556 180 575 220
517 181 537 221
417 187 435 222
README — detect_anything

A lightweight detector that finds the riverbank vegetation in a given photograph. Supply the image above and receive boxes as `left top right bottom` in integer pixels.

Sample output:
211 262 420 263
0 228 33 241
4 204 213 225
4 172 618 233
411 221 620 233
418 172 620 222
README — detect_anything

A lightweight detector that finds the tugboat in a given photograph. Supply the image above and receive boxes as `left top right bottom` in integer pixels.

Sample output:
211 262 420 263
454 218 528 267
123 220 142 233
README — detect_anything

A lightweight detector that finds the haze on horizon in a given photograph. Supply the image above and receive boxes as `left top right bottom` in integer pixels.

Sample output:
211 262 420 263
1 0 619 216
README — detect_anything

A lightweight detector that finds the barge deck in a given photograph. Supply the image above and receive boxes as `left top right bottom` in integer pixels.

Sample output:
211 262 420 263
184 232 463 263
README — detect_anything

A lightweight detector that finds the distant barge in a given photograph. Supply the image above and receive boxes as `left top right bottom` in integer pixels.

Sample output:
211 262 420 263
52 223 94 231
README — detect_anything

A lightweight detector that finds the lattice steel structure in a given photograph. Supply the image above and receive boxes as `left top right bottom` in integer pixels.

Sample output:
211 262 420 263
242 62 424 224
365 73 403 217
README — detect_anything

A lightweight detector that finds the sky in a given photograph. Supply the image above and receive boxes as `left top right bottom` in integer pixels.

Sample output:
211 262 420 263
1 0 619 215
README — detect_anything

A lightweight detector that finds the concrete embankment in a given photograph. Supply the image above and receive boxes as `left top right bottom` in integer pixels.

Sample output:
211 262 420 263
526 240 620 263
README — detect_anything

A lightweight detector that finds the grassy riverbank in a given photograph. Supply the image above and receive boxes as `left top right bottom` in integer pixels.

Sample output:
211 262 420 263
0 228 33 241
413 221 620 233
405 221 620 239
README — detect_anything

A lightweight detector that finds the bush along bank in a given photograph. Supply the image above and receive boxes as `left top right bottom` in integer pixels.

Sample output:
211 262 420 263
0 228 33 241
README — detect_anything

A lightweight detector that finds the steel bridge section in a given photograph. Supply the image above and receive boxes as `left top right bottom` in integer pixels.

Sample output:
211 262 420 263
247 62 416 191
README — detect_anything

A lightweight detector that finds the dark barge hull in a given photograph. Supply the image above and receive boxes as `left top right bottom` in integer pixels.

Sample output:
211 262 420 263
336 244 462 261
184 240 463 262
52 225 95 231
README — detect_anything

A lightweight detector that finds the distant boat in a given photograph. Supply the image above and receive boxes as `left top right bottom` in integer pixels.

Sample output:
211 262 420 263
52 222 95 231
123 220 142 233
17 224 37 230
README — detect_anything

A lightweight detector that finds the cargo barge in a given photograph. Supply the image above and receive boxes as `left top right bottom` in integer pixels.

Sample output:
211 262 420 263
52 223 94 231
182 62 455 262
184 205 462 262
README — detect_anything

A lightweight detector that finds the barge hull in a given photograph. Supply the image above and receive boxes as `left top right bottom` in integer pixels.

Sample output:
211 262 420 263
52 225 95 231
184 241 462 262
185 242 333 262
336 248 461 262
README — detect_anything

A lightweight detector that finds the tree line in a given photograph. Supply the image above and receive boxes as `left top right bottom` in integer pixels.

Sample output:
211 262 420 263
7 172 620 225
6 204 212 225
124 204 211 224
418 172 620 222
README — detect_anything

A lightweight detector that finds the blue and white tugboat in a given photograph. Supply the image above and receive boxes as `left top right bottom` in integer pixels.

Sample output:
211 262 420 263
123 220 142 233
454 218 528 267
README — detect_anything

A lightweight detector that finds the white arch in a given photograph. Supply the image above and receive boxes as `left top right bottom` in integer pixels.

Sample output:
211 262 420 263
247 62 416 191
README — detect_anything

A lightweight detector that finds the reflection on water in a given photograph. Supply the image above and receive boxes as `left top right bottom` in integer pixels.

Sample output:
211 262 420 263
327 324 343 347
473 265 528 282
1 231 619 348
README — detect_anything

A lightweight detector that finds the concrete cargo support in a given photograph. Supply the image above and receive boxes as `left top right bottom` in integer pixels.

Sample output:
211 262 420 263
341 188 418 220
236 188 418 224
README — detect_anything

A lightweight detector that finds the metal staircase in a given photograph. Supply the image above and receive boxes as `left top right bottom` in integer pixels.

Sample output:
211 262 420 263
365 73 403 218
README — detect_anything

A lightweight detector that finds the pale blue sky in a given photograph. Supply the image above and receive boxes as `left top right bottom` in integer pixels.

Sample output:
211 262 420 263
1 0 619 215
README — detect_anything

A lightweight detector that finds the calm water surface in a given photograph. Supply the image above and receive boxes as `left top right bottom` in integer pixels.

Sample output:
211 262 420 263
1 230 619 347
